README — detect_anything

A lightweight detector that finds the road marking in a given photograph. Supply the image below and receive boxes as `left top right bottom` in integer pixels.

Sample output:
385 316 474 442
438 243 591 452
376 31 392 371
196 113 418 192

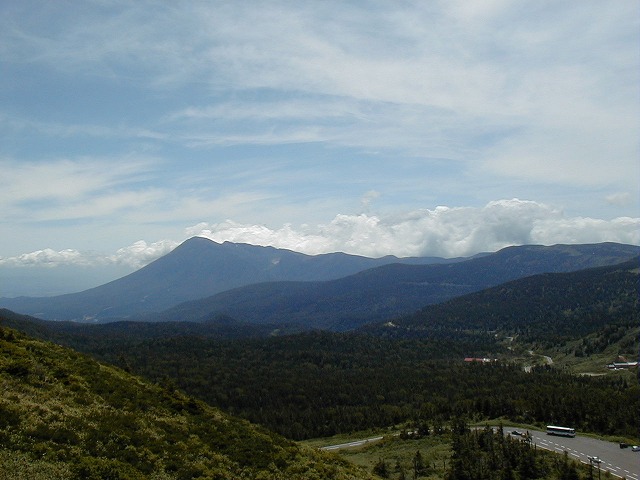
526 433 637 480
320 435 384 451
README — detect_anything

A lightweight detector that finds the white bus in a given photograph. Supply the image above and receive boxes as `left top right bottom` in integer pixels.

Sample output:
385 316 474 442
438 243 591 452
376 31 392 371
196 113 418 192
546 425 576 437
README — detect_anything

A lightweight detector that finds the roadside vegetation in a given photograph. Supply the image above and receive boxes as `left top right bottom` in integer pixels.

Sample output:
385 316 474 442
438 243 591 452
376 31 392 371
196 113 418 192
307 423 602 480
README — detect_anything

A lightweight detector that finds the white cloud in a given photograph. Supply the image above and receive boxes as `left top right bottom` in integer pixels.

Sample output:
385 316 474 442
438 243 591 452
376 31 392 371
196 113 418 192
0 113 168 143
3 1 637 189
360 190 380 213
0 157 155 202
108 239 179 268
162 2 635 189
0 2 638 276
0 156 166 224
187 199 640 258
0 248 90 268
605 192 633 207
0 239 178 270
2 199 638 270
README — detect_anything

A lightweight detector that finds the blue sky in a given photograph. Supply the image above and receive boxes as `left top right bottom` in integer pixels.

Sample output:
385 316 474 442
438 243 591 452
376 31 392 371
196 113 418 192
1 1 639 295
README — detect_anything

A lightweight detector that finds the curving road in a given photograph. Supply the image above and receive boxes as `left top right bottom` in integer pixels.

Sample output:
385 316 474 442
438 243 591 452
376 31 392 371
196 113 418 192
509 429 639 480
320 435 384 451
320 429 639 479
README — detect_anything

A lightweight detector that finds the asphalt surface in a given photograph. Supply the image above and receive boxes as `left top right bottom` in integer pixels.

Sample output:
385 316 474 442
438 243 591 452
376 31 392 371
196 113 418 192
320 429 639 479
509 429 639 480
320 435 384 451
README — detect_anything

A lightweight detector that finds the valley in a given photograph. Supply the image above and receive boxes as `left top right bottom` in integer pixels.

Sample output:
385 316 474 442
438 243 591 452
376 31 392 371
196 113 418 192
0 240 638 479
4 0 637 477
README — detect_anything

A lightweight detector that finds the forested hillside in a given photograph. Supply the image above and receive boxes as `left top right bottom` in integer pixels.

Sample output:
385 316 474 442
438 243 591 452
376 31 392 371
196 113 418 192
1 257 637 480
0 326 373 479
0 308 280 347
47 331 638 441
1 257 638 444
376 257 639 346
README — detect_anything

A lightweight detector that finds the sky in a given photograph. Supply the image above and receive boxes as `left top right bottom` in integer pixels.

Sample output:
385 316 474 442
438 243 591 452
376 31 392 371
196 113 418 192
1 1 639 296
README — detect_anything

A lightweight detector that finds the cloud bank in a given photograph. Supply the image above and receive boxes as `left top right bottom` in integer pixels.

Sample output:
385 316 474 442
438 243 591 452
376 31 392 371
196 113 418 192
189 200 640 258
0 2 638 283
0 240 177 270
2 200 637 271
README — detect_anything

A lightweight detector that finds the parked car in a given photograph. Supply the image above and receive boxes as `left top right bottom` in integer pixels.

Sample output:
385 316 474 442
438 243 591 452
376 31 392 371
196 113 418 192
632 446 640 452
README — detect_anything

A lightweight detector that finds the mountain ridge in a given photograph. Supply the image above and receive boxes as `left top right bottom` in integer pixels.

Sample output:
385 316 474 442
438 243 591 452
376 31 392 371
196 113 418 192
0 236 459 321
1 240 638 325
151 242 640 330
1 254 637 443
365 255 640 341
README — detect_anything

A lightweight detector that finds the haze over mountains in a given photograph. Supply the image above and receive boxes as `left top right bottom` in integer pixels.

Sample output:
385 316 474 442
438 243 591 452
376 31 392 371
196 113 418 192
0 237 456 322
3 253 637 348
1 237 638 328
154 242 640 330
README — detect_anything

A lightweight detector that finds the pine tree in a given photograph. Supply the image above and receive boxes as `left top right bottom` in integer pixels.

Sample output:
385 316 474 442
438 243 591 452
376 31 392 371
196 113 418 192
373 457 389 478
413 451 425 478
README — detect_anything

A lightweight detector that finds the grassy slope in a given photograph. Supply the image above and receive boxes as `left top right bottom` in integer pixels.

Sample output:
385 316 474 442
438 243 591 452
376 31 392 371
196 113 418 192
0 326 374 480
318 434 452 480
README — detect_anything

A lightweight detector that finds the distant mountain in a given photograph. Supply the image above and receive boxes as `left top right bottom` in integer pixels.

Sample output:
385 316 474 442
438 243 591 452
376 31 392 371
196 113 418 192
365 256 640 342
0 236 455 321
0 308 289 352
154 242 640 330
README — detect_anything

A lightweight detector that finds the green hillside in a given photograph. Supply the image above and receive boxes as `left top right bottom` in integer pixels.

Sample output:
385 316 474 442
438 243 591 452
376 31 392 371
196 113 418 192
1 258 638 443
383 257 639 343
0 326 373 480
1 257 637 459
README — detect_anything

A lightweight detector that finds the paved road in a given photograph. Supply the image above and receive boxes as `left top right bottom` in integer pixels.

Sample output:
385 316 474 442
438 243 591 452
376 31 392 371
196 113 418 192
320 435 384 451
509 429 639 480
321 429 639 479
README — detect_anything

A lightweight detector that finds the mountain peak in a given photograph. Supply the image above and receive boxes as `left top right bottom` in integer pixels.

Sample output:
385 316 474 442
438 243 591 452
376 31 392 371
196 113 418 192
2 241 638 323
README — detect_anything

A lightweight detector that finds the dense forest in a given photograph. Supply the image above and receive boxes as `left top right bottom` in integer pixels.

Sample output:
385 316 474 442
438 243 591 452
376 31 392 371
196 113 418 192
4 318 631 479
63 331 637 441
1 257 638 478
1 258 638 442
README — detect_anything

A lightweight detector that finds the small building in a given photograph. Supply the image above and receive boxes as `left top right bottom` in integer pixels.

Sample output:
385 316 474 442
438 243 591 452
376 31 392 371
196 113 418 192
464 357 493 363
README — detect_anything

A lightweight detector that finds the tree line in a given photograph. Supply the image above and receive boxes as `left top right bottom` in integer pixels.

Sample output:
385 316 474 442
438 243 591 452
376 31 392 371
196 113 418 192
95 332 639 440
